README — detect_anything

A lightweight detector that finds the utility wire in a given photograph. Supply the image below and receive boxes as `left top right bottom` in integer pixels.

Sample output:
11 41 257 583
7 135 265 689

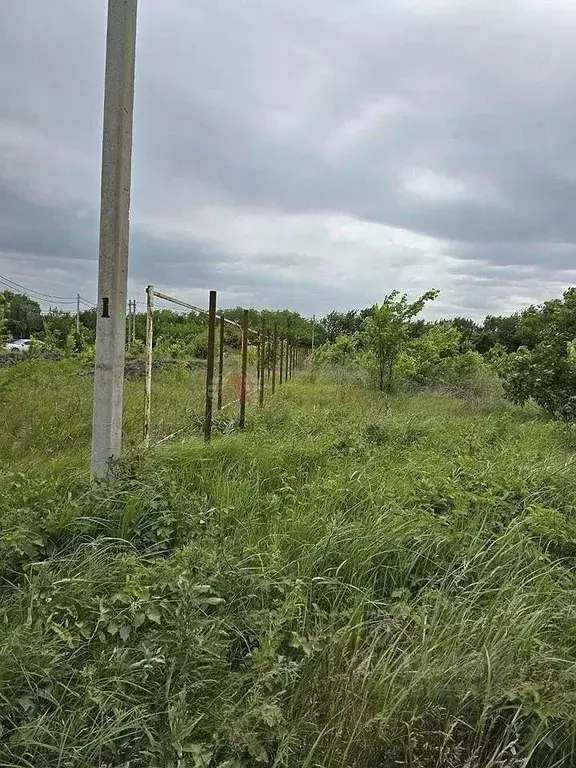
0 274 96 307
0 273 78 303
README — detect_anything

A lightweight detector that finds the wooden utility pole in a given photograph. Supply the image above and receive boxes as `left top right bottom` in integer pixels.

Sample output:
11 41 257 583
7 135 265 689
91 0 138 480
76 294 81 334
204 290 217 442
239 310 249 428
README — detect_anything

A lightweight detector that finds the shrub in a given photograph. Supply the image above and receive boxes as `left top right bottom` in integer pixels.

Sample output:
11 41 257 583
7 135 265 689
503 340 576 421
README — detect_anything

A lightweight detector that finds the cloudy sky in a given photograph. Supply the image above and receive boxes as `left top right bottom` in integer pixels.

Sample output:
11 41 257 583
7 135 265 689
1 0 576 319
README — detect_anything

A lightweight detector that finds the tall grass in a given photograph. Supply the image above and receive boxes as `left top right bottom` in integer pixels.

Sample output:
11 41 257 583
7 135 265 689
1 361 576 766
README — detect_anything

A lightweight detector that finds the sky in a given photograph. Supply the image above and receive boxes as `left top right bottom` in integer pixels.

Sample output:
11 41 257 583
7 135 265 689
1 0 576 320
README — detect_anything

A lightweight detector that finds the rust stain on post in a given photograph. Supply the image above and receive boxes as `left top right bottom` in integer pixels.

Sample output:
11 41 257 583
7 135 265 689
204 290 217 442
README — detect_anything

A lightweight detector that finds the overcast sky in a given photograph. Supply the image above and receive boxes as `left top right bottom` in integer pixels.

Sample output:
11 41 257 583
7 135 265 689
1 0 576 319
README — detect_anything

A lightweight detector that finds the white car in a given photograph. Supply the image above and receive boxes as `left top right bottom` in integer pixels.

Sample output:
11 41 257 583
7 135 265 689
5 339 31 352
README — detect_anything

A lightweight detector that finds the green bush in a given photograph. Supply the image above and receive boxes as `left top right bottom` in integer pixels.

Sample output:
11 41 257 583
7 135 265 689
504 340 576 420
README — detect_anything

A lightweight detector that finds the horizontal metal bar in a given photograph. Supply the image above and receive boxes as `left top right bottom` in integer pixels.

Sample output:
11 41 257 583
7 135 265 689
153 289 260 336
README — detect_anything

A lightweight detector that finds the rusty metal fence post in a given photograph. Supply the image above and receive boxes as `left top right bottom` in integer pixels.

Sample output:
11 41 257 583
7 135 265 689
256 329 261 385
204 290 217 442
259 321 265 406
239 310 249 428
272 329 278 394
143 284 154 447
217 312 225 410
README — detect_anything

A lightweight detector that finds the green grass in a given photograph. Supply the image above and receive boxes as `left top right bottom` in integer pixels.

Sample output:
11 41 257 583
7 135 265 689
2 360 576 766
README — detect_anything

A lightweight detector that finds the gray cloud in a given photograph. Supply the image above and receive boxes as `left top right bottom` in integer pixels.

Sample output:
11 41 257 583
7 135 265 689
1 0 576 317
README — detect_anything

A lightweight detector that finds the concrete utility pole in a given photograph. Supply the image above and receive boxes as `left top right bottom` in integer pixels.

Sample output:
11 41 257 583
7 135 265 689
91 0 138 481
76 294 81 334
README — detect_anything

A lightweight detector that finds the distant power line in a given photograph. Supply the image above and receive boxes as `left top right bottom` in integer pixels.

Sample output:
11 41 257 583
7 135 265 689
0 273 77 303
0 273 96 308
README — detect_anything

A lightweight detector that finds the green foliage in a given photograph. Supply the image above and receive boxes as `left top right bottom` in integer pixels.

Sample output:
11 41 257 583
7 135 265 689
0 293 8 346
397 322 461 382
504 340 576 420
502 289 576 420
42 308 75 347
361 289 439 391
0 290 43 339
320 309 362 341
485 342 513 376
312 334 358 365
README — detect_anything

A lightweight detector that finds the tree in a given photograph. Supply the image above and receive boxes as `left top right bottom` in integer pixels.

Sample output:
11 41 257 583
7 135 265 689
502 288 576 420
361 290 439 392
483 314 524 353
313 334 358 365
450 317 482 352
79 308 97 332
320 310 361 342
0 291 43 339
42 309 75 347
0 293 8 346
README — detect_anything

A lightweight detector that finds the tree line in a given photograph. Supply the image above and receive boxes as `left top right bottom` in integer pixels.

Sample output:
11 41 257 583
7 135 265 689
0 289 554 356
313 288 576 422
5 285 576 422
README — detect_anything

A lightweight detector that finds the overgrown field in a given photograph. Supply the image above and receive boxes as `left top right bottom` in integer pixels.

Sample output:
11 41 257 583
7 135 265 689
2 361 576 767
